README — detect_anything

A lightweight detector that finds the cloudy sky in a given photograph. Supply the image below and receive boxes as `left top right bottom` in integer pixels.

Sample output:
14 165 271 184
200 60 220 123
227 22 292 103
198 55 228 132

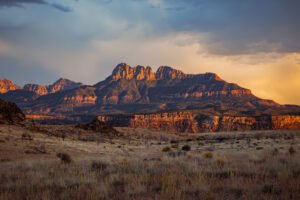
0 0 299 104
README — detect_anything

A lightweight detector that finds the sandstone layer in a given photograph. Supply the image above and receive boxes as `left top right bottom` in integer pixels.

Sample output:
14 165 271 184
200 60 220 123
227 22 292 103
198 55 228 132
97 112 300 133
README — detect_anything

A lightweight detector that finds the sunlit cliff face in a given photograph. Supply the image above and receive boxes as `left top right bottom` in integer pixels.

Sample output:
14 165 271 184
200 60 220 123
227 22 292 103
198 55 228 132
0 0 299 104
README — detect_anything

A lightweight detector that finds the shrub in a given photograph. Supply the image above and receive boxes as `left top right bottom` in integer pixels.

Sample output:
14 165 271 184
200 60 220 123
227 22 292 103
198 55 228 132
91 161 108 171
170 140 179 144
21 133 33 141
181 145 191 151
56 152 72 164
203 151 213 159
262 184 281 194
272 148 279 156
216 156 227 167
162 147 171 152
289 146 296 155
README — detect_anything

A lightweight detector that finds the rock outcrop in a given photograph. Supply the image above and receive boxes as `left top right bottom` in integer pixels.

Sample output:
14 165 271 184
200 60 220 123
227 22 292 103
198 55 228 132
49 78 83 94
0 79 21 94
110 63 156 81
23 84 49 95
97 112 300 133
0 98 25 124
23 78 83 96
156 66 186 80
78 117 119 135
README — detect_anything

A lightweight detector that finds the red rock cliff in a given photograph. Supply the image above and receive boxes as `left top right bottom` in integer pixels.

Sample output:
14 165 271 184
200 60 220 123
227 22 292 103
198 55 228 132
97 112 300 133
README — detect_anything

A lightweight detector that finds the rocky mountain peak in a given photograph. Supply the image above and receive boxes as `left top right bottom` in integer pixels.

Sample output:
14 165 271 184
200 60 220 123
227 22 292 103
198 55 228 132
111 63 155 81
0 79 21 94
23 84 49 96
23 78 82 96
49 78 83 93
156 66 186 80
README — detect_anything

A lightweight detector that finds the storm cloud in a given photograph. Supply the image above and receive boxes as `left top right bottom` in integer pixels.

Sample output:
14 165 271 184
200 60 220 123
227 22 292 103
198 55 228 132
0 0 299 104
0 0 71 12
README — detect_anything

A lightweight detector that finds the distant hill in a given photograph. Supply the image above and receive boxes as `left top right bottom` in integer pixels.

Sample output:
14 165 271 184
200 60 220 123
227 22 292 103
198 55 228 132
0 98 25 124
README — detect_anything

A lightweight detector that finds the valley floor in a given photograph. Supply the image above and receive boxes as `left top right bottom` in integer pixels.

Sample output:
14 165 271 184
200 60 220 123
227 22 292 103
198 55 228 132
0 124 299 200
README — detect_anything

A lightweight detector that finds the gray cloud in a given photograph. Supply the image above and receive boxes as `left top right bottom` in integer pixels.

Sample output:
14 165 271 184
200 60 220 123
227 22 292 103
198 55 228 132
49 3 72 12
0 0 46 7
165 0 300 55
0 0 71 12
0 0 299 56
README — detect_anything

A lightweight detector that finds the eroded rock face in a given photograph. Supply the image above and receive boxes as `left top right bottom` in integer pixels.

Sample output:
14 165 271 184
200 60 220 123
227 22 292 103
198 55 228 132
24 84 49 96
110 63 156 81
23 78 83 96
0 79 21 94
156 66 186 80
49 78 83 94
98 112 300 133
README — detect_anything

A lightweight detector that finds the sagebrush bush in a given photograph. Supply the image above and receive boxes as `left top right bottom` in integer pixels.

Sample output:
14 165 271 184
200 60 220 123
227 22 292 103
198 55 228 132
289 146 296 155
21 133 33 140
216 156 227 167
162 147 171 152
91 161 108 171
181 145 191 151
56 152 72 164
203 151 213 159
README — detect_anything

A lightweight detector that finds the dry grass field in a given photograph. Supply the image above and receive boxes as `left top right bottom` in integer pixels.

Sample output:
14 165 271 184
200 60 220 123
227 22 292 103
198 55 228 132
0 124 299 200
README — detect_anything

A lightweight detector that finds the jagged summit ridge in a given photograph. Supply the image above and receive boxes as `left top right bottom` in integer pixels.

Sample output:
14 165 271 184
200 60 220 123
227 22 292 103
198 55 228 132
109 63 224 81
110 63 155 81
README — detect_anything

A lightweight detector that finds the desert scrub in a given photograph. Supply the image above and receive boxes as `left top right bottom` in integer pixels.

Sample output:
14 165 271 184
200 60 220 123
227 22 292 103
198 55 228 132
216 156 227 168
181 145 191 151
203 151 213 159
91 161 108 171
56 152 72 164
272 148 279 156
289 146 296 155
21 132 33 140
162 146 171 152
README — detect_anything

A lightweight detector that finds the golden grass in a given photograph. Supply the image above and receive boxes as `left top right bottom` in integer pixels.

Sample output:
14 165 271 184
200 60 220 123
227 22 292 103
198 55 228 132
0 125 299 199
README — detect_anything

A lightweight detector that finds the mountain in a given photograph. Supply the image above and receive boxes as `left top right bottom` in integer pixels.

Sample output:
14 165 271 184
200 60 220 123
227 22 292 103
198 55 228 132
0 78 83 109
1 63 300 122
0 79 21 94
